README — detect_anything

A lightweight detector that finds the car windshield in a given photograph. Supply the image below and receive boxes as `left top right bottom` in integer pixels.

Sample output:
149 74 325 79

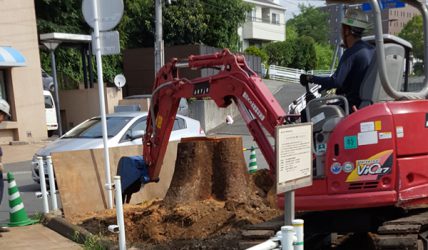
62 116 133 139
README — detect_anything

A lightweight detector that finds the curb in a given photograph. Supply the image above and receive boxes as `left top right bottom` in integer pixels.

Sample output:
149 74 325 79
42 213 115 249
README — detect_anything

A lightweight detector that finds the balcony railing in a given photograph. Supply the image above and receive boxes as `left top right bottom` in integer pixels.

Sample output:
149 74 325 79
246 16 280 25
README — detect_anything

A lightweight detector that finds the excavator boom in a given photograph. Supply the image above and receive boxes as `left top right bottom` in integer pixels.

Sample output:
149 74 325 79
143 49 287 181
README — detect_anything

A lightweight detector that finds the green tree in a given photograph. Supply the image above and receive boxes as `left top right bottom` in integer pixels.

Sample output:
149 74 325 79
163 1 207 45
315 43 334 70
290 36 317 70
287 4 329 45
35 0 251 89
244 46 268 63
286 25 298 41
264 41 291 66
201 0 252 51
399 15 423 61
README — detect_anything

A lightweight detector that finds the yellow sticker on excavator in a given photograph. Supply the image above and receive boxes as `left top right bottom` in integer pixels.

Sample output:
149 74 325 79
156 115 163 129
375 121 382 131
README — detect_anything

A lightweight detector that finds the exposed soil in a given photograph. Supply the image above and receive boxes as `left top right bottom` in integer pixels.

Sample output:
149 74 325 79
78 195 280 249
76 138 280 249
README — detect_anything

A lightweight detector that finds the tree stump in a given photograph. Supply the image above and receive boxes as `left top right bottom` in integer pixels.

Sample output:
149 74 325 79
164 136 251 205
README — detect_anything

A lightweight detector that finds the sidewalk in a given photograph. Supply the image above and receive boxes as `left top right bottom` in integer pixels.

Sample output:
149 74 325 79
0 224 82 249
2 141 50 164
0 141 83 249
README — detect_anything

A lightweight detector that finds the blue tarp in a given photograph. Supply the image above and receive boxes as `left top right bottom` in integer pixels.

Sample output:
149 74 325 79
116 155 150 193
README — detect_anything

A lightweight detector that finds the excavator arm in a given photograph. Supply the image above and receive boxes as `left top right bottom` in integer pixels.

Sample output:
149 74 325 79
143 49 288 182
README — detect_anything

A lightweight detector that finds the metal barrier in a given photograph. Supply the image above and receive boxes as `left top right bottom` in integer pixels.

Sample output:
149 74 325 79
267 65 332 84
268 65 306 84
35 157 59 214
247 219 304 250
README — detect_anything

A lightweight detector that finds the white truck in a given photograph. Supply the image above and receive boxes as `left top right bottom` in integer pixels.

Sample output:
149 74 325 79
43 90 58 136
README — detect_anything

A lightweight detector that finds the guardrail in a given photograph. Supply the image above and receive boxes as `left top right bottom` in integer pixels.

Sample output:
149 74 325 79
267 65 332 84
268 65 306 84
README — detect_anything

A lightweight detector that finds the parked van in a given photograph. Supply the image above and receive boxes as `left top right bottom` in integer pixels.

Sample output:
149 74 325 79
44 90 58 136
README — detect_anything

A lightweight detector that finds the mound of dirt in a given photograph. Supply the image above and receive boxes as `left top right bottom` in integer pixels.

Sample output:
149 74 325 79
78 195 280 248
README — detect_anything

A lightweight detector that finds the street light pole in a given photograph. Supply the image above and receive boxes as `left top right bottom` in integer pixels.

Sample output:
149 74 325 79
91 0 114 209
43 42 63 137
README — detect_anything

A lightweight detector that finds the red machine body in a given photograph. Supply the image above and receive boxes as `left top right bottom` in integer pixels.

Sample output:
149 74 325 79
290 100 428 211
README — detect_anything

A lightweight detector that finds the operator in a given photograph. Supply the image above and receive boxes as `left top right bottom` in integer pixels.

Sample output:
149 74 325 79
0 99 11 237
300 9 375 110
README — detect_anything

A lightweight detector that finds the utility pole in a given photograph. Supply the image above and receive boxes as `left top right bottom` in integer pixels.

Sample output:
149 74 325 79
338 4 345 58
154 0 165 74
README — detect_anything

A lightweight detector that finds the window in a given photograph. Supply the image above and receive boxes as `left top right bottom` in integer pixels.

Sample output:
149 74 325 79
272 13 280 24
62 116 133 138
173 117 187 130
247 9 256 21
44 95 54 109
261 8 270 23
0 70 7 100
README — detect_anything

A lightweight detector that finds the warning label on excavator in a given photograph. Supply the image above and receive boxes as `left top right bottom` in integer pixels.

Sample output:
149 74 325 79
276 123 313 194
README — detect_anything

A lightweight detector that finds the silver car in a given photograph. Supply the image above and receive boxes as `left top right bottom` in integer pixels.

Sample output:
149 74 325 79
31 111 205 183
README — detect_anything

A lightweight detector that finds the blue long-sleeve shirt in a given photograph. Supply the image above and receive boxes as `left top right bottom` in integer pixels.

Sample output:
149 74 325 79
312 40 375 108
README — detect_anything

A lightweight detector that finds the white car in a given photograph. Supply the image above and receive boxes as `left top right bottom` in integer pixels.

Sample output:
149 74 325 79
31 111 205 183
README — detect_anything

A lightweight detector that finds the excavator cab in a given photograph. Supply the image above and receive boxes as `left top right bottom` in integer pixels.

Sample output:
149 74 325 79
305 33 413 177
292 0 428 213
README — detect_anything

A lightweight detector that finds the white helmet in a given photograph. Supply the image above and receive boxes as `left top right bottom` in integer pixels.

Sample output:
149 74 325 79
341 9 369 30
0 99 11 117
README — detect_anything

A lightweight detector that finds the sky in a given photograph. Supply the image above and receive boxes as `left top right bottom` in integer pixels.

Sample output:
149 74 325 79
280 0 326 20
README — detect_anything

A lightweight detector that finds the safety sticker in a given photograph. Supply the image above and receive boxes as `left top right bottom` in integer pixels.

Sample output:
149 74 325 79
360 121 375 132
375 121 382 131
358 131 378 146
330 162 342 175
396 126 404 138
344 136 358 149
316 143 327 153
346 150 393 182
343 162 354 173
156 115 163 129
311 112 325 124
379 132 392 140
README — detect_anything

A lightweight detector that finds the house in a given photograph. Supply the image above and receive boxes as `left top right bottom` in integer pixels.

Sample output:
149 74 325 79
0 0 47 143
239 0 286 51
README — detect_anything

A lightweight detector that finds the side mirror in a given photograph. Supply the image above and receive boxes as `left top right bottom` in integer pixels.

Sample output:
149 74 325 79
129 130 145 140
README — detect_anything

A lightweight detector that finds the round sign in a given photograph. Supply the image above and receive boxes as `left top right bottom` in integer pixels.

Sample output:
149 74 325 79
114 74 126 88
82 0 124 31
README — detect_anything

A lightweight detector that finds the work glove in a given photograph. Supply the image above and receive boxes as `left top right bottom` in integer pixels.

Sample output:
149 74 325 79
300 74 314 86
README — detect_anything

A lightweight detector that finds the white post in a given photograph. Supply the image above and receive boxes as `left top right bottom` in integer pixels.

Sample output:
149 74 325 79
46 156 58 211
281 226 294 250
246 240 279 250
114 176 126 250
37 157 49 214
292 219 304 250
91 0 113 209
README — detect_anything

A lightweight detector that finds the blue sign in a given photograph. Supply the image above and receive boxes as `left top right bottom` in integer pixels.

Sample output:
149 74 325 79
362 0 405 11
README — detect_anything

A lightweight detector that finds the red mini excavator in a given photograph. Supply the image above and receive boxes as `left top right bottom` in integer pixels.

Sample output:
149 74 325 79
140 0 428 248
